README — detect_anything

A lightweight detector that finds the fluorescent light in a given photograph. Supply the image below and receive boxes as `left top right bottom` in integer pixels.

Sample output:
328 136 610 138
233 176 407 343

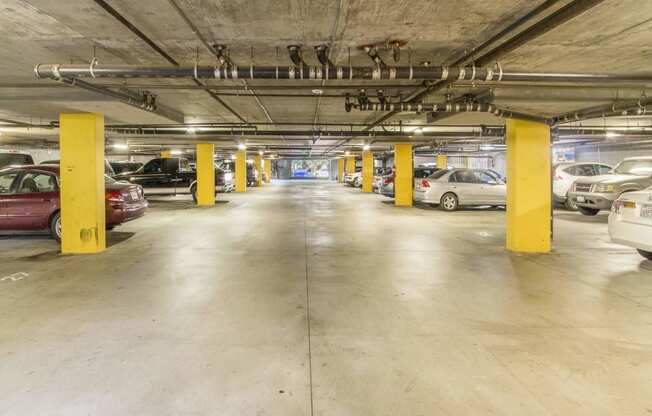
606 132 620 138
345 151 351 156
258 150 264 155
230 154 237 160
112 143 129 150
238 143 247 150
413 127 423 134
170 149 183 155
312 89 323 95
363 144 371 151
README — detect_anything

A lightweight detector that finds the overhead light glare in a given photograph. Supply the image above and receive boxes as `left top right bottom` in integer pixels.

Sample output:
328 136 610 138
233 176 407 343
186 127 197 134
238 143 247 150
363 144 371 151
170 149 183 155
112 143 129 150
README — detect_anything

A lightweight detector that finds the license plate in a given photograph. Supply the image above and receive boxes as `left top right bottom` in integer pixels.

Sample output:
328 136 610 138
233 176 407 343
130 191 139 200
641 205 652 218
576 196 585 202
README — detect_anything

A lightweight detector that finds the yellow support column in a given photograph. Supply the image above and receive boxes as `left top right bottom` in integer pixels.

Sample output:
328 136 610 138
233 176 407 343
59 113 106 254
506 119 552 253
345 156 356 174
394 144 413 206
195 143 215 206
362 151 373 193
337 159 345 182
264 159 272 183
235 150 247 192
253 155 263 186
160 150 172 158
436 154 447 169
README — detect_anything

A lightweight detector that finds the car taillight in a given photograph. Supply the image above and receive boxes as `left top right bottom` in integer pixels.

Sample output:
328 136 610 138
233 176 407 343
383 177 393 185
421 179 430 188
106 190 124 202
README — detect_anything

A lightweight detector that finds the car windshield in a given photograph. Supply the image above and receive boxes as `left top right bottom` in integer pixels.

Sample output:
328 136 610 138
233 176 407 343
613 159 652 175
105 174 117 184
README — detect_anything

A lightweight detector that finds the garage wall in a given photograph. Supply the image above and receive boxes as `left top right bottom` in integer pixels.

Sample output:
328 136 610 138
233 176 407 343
0 147 59 164
575 144 652 166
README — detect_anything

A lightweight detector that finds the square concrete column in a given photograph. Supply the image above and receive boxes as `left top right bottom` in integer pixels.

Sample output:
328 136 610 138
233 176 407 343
235 150 247 193
264 159 272 183
195 143 215 206
337 159 345 182
437 154 447 169
394 144 413 206
253 155 263 186
345 156 356 174
506 119 552 253
160 150 172 158
362 151 374 193
59 113 106 254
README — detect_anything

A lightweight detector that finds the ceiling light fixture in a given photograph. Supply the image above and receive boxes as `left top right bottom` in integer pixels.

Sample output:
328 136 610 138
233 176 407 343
606 132 620 138
230 154 237 160
413 127 423 134
345 151 351 156
312 89 323 95
170 150 183 155
112 143 129 150
258 150 264 155
363 144 371 151
238 143 247 150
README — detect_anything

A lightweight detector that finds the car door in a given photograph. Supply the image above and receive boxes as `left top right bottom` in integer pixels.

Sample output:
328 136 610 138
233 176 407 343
138 159 175 195
477 171 506 204
0 170 21 229
3 170 59 230
448 170 477 204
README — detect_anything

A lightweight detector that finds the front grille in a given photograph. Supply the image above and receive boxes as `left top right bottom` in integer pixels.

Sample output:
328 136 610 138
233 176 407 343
574 183 592 192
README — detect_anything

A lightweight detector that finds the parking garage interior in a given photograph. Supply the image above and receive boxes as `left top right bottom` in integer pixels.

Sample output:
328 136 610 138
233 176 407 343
2 1 652 414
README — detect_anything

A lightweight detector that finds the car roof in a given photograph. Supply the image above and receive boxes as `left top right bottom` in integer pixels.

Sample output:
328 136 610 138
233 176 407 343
4 165 59 174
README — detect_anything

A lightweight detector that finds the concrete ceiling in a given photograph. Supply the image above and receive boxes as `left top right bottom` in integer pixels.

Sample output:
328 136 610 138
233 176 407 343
0 0 651 155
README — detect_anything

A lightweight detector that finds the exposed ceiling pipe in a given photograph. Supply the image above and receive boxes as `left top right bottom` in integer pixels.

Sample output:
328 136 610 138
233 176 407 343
93 0 245 122
363 45 387 69
552 95 652 124
33 63 652 84
58 77 185 123
425 90 494 124
361 0 604 131
351 101 548 124
287 45 305 67
314 44 334 66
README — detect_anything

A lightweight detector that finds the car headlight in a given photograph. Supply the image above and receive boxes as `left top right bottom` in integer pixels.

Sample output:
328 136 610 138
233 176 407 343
594 184 615 193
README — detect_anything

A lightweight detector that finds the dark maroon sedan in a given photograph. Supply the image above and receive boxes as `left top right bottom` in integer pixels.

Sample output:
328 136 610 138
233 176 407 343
0 165 147 241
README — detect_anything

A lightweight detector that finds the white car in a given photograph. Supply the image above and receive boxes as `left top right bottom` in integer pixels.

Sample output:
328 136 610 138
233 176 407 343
553 162 612 209
414 168 506 211
608 189 652 260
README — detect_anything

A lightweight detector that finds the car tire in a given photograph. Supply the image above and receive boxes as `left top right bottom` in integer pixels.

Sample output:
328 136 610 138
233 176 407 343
49 211 62 242
578 206 600 216
354 177 362 188
564 196 578 211
637 249 652 260
440 192 459 211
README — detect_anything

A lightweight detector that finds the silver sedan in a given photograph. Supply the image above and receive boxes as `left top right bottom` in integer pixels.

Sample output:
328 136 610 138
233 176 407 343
414 168 506 211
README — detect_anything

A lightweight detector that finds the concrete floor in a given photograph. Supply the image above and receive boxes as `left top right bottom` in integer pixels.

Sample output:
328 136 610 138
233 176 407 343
2 180 652 415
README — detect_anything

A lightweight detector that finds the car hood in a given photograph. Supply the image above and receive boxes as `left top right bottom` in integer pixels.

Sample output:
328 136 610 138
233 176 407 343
575 174 646 184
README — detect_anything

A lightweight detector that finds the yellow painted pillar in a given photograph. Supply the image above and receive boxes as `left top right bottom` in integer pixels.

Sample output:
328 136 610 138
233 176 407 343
160 150 172 158
235 150 247 192
394 144 413 206
436 154 447 169
253 155 263 186
196 143 215 206
264 159 272 183
337 159 345 182
362 151 374 193
506 119 552 253
59 113 106 254
345 156 356 174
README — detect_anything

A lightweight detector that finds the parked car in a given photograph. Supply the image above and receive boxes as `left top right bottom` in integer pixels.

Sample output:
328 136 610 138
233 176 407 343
553 162 612 210
109 160 144 175
414 168 506 211
344 167 362 187
0 165 147 241
41 159 117 177
114 157 232 202
568 157 652 216
373 167 392 192
380 166 442 197
608 188 652 260
0 152 34 169
219 160 259 187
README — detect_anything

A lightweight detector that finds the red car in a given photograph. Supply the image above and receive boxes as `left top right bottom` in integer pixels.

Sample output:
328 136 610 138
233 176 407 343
0 165 147 241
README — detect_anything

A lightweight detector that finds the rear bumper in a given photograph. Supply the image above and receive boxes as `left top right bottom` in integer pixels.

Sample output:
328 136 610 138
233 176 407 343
107 199 148 226
568 191 615 210
609 214 652 252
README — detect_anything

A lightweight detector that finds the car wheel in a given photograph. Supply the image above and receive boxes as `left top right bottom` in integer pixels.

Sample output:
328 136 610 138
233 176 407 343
578 206 600 216
190 185 197 203
564 196 578 211
440 192 458 211
49 211 62 242
637 249 652 260
354 178 362 188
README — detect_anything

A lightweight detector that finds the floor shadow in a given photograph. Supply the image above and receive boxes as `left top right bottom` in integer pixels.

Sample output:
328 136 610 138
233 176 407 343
107 231 135 247
554 212 609 223
147 199 229 211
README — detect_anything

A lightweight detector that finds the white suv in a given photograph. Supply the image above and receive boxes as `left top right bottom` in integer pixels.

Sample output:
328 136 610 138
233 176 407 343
553 162 611 210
